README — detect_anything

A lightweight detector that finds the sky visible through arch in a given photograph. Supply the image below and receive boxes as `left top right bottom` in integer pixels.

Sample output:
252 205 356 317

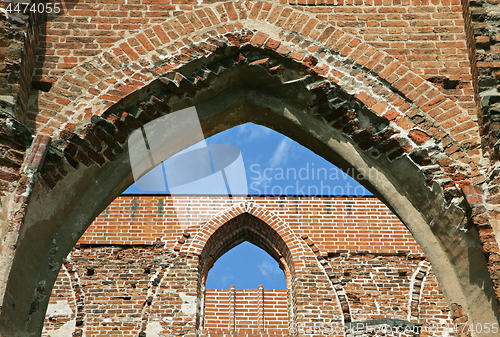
124 123 371 288
124 122 372 196
206 242 287 289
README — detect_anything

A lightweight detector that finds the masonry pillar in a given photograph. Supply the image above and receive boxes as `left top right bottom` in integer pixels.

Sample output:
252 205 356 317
257 285 264 332
229 285 235 333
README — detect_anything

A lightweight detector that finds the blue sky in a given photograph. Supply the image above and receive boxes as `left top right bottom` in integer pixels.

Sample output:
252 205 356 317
124 122 371 289
206 242 286 289
124 122 372 196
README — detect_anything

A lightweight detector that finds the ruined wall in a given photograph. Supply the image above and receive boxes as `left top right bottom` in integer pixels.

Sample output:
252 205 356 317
1 0 44 122
42 196 455 337
469 0 500 158
2 0 500 335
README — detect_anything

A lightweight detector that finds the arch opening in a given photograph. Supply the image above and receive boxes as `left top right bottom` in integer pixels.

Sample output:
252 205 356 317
123 121 372 198
205 241 287 290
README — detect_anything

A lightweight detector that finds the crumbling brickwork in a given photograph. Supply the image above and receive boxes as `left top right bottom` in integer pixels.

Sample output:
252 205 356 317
1 1 500 335
1 0 45 123
42 196 455 336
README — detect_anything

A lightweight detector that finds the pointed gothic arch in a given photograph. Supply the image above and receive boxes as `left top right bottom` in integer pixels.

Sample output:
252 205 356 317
187 203 342 335
184 201 309 273
1 13 498 336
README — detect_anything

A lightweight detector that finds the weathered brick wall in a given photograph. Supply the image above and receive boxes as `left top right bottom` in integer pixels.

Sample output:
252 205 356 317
79 196 423 254
467 0 500 161
44 246 196 337
462 0 500 319
42 263 76 334
4 1 500 335
1 0 45 123
42 196 455 336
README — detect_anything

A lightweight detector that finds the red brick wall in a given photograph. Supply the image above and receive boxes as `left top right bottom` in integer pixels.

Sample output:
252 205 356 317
36 0 472 83
204 288 289 334
41 196 458 336
80 196 423 254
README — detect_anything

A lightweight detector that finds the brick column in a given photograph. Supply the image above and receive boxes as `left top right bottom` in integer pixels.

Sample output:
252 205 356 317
257 285 264 332
228 285 235 333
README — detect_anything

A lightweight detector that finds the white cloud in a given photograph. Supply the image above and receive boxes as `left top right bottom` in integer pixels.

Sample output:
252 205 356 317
237 123 272 141
258 260 279 277
268 138 291 169
219 273 234 283
248 138 291 191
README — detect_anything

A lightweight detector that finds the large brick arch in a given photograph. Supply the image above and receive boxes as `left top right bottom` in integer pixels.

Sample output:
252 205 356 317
1 2 500 336
36 2 481 156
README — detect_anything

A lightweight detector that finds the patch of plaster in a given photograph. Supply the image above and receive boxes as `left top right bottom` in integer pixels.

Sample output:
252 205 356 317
47 319 76 337
146 321 163 336
46 300 73 316
179 293 196 315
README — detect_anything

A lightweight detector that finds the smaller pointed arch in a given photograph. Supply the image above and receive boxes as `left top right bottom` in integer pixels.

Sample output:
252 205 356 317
189 202 321 336
184 201 312 277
